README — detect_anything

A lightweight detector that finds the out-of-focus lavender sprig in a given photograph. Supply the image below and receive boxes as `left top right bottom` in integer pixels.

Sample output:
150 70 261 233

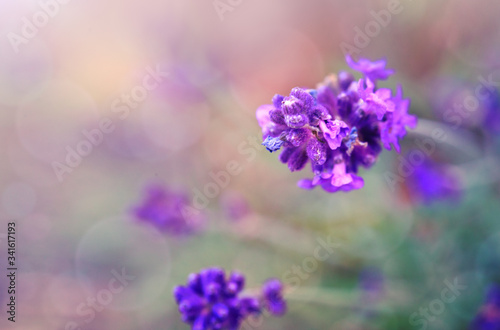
131 184 205 235
406 156 462 205
471 284 500 330
483 89 500 136
173 267 286 329
256 55 417 193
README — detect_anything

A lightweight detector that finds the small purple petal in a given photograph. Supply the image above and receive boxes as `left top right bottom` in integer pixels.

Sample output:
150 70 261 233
338 71 355 90
286 128 311 147
272 94 284 109
346 55 395 83
269 108 286 125
297 178 315 190
306 138 327 165
278 147 295 164
290 87 315 109
287 149 309 172
319 120 350 150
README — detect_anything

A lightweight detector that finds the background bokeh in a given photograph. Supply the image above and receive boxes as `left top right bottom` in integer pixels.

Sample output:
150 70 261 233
1 0 500 329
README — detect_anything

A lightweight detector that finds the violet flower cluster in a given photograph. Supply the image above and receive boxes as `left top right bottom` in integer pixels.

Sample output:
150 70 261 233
472 284 500 329
173 267 286 329
256 55 417 193
482 89 500 136
132 184 204 235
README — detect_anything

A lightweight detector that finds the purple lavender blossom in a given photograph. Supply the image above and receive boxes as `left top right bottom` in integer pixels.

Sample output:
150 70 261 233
132 184 204 235
482 89 500 135
261 279 287 316
256 56 417 193
471 284 500 330
407 156 462 205
173 268 286 329
380 85 417 152
346 55 395 83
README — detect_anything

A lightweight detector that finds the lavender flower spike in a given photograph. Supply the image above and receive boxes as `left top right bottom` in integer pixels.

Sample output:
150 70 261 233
256 56 417 193
132 184 204 235
174 268 286 329
262 279 287 316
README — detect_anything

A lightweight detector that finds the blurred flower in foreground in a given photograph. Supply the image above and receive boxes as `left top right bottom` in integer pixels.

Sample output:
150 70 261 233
471 284 500 330
173 267 286 329
131 184 204 235
256 55 417 193
406 156 462 205
482 89 500 136
261 278 287 316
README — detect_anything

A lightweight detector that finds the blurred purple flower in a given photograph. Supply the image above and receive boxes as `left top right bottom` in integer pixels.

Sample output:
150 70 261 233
173 267 286 329
256 56 417 193
407 157 462 205
131 184 204 235
471 284 500 330
482 89 500 135
262 279 287 316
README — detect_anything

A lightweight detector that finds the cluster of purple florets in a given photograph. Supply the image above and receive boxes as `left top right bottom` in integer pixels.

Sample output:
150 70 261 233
256 56 417 193
173 267 286 330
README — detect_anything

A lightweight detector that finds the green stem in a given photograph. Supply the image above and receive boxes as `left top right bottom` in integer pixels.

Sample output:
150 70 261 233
410 118 481 158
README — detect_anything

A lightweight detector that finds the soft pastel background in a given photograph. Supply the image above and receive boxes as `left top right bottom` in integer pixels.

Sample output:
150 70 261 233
1 0 500 329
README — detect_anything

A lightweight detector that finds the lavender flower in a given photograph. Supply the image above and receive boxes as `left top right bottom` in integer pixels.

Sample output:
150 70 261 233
173 268 286 329
346 55 395 83
406 157 462 205
256 56 417 193
261 279 287 316
132 184 204 235
471 284 500 330
482 89 500 135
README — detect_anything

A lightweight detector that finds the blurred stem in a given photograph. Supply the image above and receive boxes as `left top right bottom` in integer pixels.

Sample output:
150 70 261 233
284 286 396 313
212 215 341 263
285 287 355 307
410 118 482 158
